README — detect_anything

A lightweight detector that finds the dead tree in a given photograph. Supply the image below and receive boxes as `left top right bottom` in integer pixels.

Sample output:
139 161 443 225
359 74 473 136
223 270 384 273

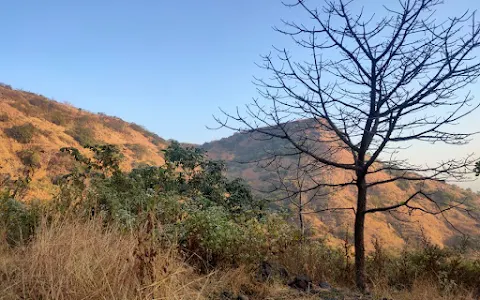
216 0 480 291
269 153 330 241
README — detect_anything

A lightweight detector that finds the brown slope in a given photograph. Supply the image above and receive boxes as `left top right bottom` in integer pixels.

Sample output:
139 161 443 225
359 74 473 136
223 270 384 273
0 85 167 200
202 128 480 250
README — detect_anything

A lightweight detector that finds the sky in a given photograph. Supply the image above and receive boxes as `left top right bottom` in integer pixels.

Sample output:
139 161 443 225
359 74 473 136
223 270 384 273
0 0 479 189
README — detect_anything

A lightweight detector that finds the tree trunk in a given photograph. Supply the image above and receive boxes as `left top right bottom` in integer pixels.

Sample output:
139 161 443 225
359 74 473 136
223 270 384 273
299 204 304 242
354 178 367 291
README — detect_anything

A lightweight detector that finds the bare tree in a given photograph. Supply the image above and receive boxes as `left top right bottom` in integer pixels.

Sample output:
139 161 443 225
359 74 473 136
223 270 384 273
216 0 480 290
269 153 330 240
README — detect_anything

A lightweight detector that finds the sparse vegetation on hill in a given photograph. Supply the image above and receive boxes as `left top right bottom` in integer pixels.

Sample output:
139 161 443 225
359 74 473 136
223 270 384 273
5 123 38 143
0 83 479 299
66 120 97 146
125 143 149 159
1 142 479 299
0 86 168 200
130 122 166 146
16 148 42 168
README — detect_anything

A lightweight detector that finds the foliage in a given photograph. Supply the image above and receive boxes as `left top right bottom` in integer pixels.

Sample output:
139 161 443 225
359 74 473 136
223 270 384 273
1 141 480 298
0 194 41 246
48 142 269 266
5 123 37 143
365 241 480 293
48 110 69 126
17 149 42 168
60 144 124 178
66 122 97 146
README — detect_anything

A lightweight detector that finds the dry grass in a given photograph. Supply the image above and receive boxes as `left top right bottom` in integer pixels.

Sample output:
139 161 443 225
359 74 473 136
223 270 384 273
0 220 205 299
373 281 477 300
0 219 476 300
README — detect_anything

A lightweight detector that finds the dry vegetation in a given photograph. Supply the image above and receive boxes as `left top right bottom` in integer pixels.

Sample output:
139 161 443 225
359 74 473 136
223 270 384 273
0 85 166 200
1 86 480 299
0 142 479 300
0 219 478 300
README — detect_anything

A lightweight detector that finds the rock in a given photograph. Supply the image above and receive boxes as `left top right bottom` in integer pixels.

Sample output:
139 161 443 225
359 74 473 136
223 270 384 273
288 275 313 292
318 281 332 289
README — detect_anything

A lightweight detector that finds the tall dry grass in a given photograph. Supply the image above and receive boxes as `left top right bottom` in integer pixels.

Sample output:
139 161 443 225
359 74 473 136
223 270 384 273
0 219 477 299
0 219 209 299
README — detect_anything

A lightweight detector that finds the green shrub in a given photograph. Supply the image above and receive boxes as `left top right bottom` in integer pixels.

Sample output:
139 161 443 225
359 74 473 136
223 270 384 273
66 123 97 146
5 123 37 143
48 111 69 126
0 196 42 246
182 205 243 264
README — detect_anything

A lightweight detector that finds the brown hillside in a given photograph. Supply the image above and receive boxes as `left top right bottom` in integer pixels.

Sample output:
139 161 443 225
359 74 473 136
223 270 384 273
1 84 478 250
202 129 480 250
0 85 167 200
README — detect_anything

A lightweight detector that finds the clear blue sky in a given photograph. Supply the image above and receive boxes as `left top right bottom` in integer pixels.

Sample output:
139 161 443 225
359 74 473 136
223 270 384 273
0 0 295 143
1 0 480 190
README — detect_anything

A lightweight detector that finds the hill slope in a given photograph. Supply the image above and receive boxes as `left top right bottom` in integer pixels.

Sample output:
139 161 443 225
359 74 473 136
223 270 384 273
0 85 167 200
1 84 478 250
202 129 480 250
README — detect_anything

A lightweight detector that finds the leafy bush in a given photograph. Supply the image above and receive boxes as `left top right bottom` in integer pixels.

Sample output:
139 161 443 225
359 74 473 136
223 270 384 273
5 123 37 143
0 196 41 246
1 140 480 298
181 205 245 265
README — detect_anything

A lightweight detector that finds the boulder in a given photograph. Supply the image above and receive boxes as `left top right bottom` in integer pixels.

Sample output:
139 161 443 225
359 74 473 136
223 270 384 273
318 281 332 290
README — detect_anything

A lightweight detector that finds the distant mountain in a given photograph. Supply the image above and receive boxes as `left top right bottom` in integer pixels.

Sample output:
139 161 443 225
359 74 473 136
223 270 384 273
1 83 478 249
0 84 167 200
202 128 480 250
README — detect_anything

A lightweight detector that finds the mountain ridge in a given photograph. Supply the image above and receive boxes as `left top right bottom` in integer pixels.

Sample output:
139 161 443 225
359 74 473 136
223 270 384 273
1 84 479 249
